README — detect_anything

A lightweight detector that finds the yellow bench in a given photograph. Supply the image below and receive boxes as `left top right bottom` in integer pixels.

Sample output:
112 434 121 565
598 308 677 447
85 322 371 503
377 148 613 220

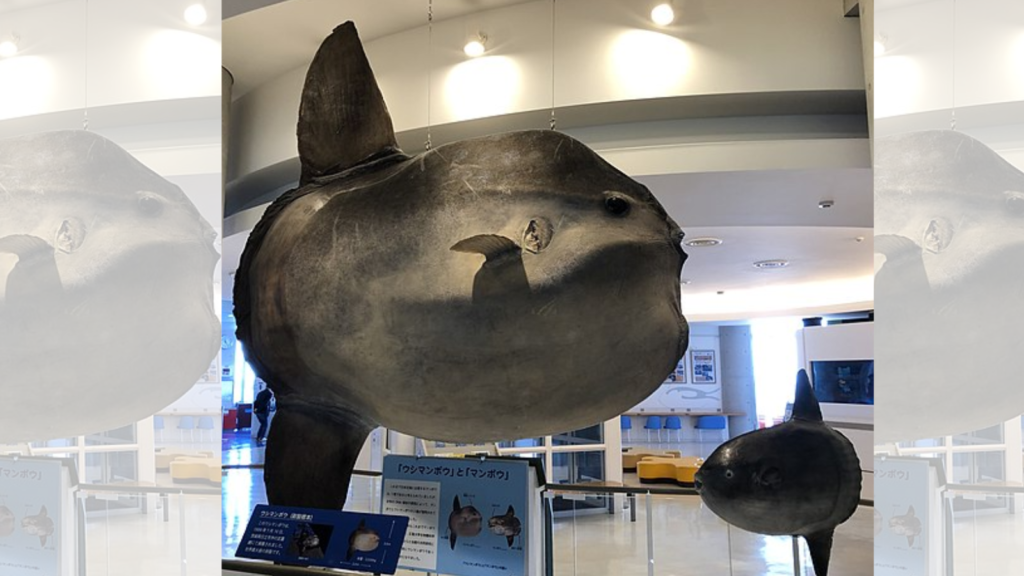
637 456 704 486
169 457 221 483
622 449 682 472
155 450 214 470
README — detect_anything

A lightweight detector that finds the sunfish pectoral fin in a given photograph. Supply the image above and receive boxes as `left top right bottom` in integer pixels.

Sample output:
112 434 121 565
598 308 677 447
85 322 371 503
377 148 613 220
791 369 822 423
0 235 63 304
803 529 834 576
451 235 522 264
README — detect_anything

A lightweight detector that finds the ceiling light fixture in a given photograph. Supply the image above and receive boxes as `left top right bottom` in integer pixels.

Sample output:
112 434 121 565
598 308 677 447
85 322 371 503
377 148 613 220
753 259 789 270
0 36 18 58
184 3 207 26
684 237 723 247
651 3 675 26
464 33 487 58
818 200 834 209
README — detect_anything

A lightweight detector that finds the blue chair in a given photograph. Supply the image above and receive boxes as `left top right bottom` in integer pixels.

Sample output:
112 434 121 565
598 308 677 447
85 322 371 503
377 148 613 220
197 416 216 442
153 415 165 443
644 415 663 443
696 415 727 444
177 416 195 443
663 415 683 442
620 415 633 443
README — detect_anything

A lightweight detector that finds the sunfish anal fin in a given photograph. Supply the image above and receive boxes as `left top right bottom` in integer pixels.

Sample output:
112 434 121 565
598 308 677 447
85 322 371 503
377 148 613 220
0 234 63 304
298 21 399 186
791 369 823 422
39 535 47 547
803 529 834 576
449 530 458 550
506 535 515 548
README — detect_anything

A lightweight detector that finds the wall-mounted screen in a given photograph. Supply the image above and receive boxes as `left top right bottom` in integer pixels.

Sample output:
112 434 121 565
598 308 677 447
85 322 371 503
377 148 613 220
811 360 873 405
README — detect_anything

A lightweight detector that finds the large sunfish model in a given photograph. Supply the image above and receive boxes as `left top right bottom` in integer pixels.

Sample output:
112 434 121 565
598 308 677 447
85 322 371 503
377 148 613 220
234 22 688 509
875 130 1024 443
0 130 219 443
694 370 861 576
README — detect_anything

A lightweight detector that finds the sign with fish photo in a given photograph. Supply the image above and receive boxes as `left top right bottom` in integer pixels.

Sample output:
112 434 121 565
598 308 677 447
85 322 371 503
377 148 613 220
382 455 532 576
691 350 716 383
0 457 62 576
874 457 944 576
235 504 409 574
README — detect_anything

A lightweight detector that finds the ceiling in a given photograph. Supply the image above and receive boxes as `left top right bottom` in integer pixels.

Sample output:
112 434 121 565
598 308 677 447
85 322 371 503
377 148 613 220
221 0 873 321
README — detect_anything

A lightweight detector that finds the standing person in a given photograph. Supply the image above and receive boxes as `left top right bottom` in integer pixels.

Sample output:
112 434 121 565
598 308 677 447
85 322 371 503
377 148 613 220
253 384 274 446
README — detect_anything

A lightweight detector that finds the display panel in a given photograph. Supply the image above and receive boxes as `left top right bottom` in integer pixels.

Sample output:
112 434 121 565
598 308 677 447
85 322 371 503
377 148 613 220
810 360 874 405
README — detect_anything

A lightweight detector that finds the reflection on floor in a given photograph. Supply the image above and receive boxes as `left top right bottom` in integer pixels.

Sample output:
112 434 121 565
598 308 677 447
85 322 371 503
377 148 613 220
221 431 873 575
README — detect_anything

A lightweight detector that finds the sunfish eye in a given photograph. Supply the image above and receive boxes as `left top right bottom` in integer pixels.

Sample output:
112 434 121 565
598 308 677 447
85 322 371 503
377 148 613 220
922 218 953 254
137 191 164 217
1004 191 1024 215
724 469 734 480
603 193 631 217
54 218 86 254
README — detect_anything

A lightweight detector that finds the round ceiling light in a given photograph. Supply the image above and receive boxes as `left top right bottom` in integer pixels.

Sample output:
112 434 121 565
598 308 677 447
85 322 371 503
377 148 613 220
0 39 17 58
464 34 487 58
684 237 722 247
651 3 675 26
753 259 789 270
184 4 207 26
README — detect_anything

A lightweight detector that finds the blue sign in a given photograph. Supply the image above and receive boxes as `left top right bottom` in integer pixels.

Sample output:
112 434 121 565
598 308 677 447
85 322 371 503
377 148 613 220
236 504 409 574
0 457 63 576
382 455 530 576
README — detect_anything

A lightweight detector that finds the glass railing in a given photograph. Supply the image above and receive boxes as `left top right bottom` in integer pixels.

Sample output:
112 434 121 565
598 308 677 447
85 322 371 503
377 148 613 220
944 482 1024 576
222 480 874 576
79 483 220 576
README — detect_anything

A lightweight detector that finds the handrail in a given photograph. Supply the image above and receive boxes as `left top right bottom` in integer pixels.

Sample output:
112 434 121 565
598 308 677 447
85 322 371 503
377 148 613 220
223 559 353 575
222 464 382 477
78 483 219 496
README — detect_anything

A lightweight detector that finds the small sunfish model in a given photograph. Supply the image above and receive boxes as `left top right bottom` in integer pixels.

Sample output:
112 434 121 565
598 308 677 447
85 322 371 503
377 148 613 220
234 22 688 509
0 130 219 443
487 505 522 548
875 130 1024 443
0 505 14 537
694 370 861 576
448 496 482 550
21 506 54 547
288 523 324 559
346 519 380 560
888 506 922 547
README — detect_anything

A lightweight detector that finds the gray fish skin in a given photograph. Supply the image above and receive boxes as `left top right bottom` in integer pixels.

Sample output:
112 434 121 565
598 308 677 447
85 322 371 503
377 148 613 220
694 370 861 576
235 22 687 509
875 130 1024 443
0 130 219 443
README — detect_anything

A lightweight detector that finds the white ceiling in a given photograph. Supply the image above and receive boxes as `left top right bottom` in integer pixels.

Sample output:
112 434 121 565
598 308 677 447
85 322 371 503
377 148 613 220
221 0 873 321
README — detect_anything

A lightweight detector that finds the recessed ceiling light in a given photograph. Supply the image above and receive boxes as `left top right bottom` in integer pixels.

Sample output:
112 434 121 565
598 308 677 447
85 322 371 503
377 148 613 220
681 279 692 285
0 38 18 58
651 3 675 26
753 259 789 270
464 34 487 57
184 3 207 26
818 200 834 209
684 237 722 247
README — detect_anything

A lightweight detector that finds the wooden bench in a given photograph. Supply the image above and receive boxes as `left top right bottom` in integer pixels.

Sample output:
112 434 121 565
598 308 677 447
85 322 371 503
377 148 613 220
622 449 682 472
637 456 704 486
169 457 221 483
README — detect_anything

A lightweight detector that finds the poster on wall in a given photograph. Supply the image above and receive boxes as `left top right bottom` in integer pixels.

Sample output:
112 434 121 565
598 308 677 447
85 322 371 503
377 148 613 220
691 350 716 383
0 457 63 576
382 456 530 576
665 356 686 383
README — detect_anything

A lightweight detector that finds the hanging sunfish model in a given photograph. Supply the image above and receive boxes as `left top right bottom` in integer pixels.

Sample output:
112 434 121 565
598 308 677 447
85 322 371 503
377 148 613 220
874 130 1024 443
0 130 219 443
234 22 688 509
694 370 861 576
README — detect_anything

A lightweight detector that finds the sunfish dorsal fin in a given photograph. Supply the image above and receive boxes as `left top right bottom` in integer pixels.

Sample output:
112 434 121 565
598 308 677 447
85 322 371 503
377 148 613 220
298 21 399 186
792 369 822 422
